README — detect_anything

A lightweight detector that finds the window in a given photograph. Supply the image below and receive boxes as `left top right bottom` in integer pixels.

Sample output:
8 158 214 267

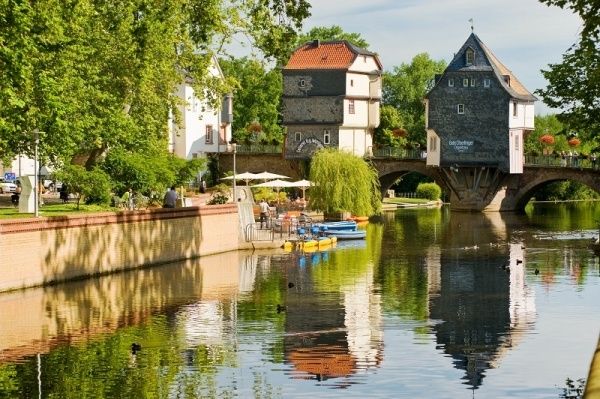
299 79 306 88
457 104 465 114
205 125 213 144
348 99 355 114
484 78 491 88
429 136 437 152
323 129 330 144
515 134 520 151
463 78 469 87
295 131 302 142
513 101 518 117
470 78 475 87
350 79 354 87
466 48 475 65
448 78 454 87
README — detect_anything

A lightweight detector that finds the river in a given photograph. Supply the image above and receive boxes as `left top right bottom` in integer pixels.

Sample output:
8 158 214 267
0 203 599 398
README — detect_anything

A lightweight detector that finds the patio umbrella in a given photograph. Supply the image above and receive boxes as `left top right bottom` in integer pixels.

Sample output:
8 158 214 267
252 179 295 201
253 171 290 181
289 179 312 198
221 172 260 185
252 179 295 189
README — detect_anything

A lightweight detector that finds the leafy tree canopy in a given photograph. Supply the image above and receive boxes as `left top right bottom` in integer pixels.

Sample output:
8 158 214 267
374 105 407 147
383 53 446 147
220 57 283 144
0 0 310 167
309 148 381 217
536 0 600 134
294 25 370 49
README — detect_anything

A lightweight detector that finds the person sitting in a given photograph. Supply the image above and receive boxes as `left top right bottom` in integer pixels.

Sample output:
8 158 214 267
11 183 21 206
163 186 178 208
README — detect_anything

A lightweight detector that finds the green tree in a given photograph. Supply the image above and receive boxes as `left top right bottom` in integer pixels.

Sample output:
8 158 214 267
294 25 369 49
373 105 407 147
383 53 446 148
537 0 600 134
309 148 381 216
0 0 310 168
54 165 112 208
220 58 283 144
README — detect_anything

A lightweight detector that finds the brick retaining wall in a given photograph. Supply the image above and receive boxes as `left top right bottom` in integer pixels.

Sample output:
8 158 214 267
0 204 240 292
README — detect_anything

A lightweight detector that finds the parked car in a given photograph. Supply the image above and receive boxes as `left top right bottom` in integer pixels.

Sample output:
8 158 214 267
0 178 17 193
43 179 62 191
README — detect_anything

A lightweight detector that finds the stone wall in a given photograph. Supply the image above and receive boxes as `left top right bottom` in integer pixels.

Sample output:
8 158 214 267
0 205 240 292
428 71 511 171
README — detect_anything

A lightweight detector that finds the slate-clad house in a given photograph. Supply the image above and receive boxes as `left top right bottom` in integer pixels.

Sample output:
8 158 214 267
282 40 383 159
425 33 536 174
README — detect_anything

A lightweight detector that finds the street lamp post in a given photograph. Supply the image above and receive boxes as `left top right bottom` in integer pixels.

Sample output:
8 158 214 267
33 129 40 217
230 142 237 201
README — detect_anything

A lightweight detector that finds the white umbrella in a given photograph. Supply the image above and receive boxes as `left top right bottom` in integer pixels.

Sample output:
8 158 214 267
289 179 312 198
252 179 295 202
252 179 295 188
221 172 260 185
253 171 289 181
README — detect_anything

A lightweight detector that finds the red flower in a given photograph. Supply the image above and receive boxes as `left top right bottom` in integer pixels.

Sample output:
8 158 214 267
539 134 555 145
247 122 262 134
392 128 407 138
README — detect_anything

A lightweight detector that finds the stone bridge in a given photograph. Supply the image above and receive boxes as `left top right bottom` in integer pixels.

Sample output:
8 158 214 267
218 152 600 212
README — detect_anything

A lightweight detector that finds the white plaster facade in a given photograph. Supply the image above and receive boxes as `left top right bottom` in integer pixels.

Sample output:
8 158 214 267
168 56 233 160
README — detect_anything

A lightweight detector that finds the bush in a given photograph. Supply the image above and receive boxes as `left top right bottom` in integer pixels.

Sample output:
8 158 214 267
416 182 442 200
100 149 205 197
206 183 230 205
54 165 112 208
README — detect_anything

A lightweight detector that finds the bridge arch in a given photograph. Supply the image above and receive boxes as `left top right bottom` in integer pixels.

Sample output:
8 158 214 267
371 159 448 197
512 167 600 211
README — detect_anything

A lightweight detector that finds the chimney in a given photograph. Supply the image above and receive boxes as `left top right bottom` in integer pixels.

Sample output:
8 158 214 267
312 39 320 48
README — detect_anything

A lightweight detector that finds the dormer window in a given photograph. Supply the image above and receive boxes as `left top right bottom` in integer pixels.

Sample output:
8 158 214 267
465 48 475 65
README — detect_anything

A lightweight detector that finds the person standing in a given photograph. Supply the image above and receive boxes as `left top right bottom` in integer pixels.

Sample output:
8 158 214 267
163 186 178 208
259 199 270 228
122 188 134 210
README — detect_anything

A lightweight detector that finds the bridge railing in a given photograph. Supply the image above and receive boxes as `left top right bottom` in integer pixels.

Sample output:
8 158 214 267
525 154 598 170
235 144 283 154
369 147 425 160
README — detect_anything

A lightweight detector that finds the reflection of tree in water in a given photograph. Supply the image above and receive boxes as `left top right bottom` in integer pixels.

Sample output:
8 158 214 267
429 253 511 389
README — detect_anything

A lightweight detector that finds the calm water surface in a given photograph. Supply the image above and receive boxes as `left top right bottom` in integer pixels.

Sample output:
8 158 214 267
1 203 599 398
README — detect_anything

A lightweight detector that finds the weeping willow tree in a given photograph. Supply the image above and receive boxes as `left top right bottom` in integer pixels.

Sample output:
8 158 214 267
309 148 382 216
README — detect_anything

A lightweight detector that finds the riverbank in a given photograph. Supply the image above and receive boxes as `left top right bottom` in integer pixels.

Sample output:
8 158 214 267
0 204 244 292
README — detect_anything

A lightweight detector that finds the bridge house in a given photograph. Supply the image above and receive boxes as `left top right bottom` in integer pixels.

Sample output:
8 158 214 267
282 40 383 159
425 33 536 174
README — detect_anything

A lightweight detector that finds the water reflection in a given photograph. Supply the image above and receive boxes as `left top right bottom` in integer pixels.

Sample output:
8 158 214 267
0 204 598 398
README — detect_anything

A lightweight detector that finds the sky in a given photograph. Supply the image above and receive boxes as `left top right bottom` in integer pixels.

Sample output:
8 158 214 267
301 0 583 115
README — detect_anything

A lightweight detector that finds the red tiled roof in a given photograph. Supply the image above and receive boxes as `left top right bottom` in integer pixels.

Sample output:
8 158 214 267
285 41 358 70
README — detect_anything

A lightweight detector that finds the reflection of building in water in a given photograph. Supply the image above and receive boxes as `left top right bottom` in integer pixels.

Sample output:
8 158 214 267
428 242 536 389
283 256 383 383
343 262 383 371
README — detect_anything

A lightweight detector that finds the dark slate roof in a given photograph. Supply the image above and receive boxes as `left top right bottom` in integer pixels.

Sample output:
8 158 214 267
440 33 536 101
285 40 383 71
